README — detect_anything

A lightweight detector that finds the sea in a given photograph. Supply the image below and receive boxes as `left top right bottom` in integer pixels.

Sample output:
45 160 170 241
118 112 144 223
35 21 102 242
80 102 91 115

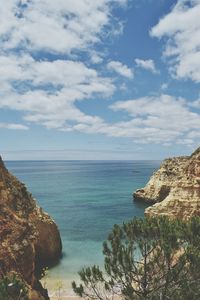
6 160 160 286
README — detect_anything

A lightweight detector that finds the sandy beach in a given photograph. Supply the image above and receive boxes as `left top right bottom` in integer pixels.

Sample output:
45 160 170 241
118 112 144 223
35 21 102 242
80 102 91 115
41 277 81 300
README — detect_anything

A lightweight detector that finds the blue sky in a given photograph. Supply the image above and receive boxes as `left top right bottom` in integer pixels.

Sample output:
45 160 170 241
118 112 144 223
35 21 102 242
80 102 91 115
1 0 200 160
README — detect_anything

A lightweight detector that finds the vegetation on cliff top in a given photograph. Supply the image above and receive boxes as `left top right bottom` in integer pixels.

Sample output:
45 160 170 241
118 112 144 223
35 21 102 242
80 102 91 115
73 216 200 300
0 274 28 300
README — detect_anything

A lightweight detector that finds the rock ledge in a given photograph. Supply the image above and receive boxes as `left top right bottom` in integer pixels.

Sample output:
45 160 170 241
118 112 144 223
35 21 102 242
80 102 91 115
133 147 200 219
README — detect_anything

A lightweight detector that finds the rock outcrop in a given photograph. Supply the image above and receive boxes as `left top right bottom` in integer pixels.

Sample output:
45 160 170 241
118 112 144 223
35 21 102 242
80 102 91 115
0 156 62 299
133 147 200 219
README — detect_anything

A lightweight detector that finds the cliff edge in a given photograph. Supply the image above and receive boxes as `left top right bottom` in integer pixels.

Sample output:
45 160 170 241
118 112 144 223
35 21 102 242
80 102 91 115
133 147 200 219
0 156 62 299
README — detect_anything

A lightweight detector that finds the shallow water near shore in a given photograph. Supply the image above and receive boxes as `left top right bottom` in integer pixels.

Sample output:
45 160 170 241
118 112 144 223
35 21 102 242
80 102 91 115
6 160 160 291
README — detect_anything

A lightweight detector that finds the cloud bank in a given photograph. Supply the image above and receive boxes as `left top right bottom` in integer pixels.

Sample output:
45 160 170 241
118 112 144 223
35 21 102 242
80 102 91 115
1 0 200 148
151 0 200 82
0 0 126 130
64 94 200 146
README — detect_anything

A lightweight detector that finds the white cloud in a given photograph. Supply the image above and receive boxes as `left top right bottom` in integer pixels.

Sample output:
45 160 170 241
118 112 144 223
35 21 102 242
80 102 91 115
57 94 200 146
0 0 129 131
106 94 200 144
0 123 29 130
151 0 200 82
135 58 159 74
0 55 114 129
190 97 200 109
161 83 168 91
90 53 103 64
0 55 114 98
0 0 127 54
107 60 134 79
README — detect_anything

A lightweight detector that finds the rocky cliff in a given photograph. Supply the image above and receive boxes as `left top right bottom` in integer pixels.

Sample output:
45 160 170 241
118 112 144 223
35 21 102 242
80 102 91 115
0 156 62 299
133 147 200 219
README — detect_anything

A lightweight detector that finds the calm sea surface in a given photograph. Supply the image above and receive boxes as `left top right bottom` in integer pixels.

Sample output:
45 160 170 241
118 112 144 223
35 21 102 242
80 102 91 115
6 160 160 282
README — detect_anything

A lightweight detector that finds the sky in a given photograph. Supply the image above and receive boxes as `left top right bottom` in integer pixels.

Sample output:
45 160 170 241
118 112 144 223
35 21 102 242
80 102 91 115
1 0 200 160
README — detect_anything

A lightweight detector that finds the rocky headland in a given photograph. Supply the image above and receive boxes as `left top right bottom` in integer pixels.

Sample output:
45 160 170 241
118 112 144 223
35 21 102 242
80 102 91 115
0 156 62 299
134 147 200 219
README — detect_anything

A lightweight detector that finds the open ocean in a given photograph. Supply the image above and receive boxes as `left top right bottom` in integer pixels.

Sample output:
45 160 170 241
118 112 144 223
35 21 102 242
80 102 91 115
6 160 160 284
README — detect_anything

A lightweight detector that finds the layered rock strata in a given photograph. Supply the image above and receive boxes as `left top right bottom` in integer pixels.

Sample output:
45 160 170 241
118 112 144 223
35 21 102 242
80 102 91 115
0 156 62 299
133 148 200 219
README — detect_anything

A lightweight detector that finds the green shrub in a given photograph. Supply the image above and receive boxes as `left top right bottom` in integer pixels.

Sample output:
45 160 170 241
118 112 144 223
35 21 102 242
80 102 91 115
72 216 200 300
0 274 28 300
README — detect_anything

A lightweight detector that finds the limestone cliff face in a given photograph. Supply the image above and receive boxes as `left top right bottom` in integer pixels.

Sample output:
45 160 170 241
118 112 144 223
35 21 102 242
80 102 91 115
0 156 62 299
133 148 200 219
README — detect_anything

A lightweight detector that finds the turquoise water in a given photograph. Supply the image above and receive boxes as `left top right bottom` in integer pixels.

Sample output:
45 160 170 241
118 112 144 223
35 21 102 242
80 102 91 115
6 160 160 282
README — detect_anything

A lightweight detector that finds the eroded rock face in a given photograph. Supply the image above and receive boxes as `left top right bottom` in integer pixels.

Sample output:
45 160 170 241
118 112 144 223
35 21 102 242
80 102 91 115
133 148 200 219
0 156 62 299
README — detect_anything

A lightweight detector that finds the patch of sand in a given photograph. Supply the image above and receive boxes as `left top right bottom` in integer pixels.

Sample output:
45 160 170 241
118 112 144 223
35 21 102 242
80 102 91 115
41 277 80 300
